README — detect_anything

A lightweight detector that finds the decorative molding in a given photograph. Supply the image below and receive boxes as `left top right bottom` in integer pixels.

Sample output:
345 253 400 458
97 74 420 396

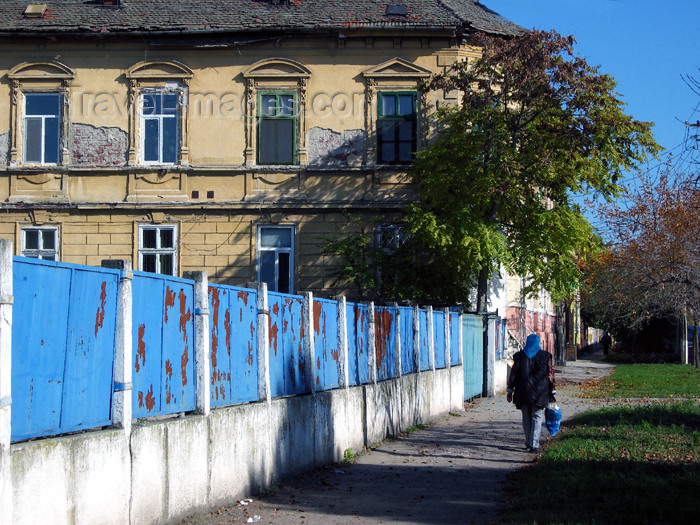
125 60 192 167
362 57 432 80
125 60 193 81
242 58 311 166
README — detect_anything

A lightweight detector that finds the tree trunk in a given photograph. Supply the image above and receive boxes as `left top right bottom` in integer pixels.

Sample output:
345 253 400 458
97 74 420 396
476 267 488 313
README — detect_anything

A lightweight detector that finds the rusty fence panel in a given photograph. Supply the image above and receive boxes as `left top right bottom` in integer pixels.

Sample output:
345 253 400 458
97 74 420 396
398 306 415 375
313 297 341 391
346 301 369 386
374 305 397 381
11 257 120 441
433 309 446 369
132 272 196 418
208 284 258 407
268 291 306 397
450 311 461 366
418 308 430 371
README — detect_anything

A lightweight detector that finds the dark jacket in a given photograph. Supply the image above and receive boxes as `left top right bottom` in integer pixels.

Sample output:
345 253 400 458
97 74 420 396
508 350 555 409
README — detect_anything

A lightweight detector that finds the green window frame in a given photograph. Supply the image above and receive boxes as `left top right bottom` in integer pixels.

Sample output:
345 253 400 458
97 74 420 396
377 92 417 164
258 92 297 165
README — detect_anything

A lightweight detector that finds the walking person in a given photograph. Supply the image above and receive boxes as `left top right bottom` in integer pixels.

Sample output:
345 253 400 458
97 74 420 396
506 334 556 453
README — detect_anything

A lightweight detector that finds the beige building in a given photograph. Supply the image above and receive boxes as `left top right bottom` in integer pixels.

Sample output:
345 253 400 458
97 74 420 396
0 0 521 298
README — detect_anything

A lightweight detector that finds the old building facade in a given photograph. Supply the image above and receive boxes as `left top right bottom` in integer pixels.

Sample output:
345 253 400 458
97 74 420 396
0 0 521 299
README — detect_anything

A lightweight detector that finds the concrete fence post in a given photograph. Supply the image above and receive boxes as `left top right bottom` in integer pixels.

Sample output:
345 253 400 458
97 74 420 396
367 302 377 384
413 305 420 373
185 271 210 415
427 306 435 372
483 315 496 398
302 292 316 395
444 308 451 370
102 259 133 434
0 239 13 525
248 282 270 404
337 296 349 389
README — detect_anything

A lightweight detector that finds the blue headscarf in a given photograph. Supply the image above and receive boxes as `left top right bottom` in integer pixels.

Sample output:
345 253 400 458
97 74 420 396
522 334 541 358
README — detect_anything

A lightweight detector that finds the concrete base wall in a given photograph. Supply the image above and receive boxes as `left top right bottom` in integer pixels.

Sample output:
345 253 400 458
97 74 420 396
495 359 510 394
11 366 463 525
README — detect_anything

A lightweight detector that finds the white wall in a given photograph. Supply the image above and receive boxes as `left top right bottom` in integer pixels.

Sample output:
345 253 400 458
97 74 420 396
11 367 463 525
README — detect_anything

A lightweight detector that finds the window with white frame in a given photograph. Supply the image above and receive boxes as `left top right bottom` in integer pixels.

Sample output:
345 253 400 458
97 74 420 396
24 93 61 164
139 225 177 275
141 91 179 164
21 226 58 260
258 226 294 294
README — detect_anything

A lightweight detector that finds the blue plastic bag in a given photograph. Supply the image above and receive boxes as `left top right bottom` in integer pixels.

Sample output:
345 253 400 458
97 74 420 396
545 402 562 436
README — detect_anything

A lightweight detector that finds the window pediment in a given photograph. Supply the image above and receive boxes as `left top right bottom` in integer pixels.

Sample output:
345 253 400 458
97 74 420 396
8 61 74 81
363 57 431 80
126 60 193 80
242 58 311 79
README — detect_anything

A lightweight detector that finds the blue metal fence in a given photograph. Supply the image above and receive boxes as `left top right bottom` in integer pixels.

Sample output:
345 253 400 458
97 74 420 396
399 306 415 374
463 314 484 399
374 305 397 381
450 312 461 366
131 272 196 418
346 301 369 386
268 292 306 397
9 255 474 442
314 297 341 391
418 308 430 371
11 258 120 441
433 310 446 369
208 284 258 406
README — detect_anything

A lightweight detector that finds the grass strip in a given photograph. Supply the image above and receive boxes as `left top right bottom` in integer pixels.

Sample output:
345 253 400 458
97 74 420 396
579 364 700 399
502 402 700 524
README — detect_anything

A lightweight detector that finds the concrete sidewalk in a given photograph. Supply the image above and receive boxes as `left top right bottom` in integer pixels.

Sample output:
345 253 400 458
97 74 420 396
177 354 615 525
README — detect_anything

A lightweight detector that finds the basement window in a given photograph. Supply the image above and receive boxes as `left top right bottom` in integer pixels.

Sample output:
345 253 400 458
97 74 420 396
21 227 58 260
139 225 177 276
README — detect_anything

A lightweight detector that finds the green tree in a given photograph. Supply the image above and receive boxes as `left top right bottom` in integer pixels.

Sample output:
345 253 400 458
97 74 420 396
407 30 659 310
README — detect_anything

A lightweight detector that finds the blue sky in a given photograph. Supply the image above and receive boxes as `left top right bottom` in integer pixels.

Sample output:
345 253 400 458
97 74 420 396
483 0 700 160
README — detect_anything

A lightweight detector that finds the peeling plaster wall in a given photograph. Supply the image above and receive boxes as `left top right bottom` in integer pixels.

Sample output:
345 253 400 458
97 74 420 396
307 127 365 167
71 124 128 166
0 131 9 166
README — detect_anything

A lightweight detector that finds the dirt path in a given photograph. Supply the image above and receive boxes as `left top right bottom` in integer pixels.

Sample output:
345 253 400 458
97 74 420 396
177 353 615 525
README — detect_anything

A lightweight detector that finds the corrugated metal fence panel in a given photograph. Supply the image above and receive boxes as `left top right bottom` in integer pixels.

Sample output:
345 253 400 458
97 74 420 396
314 298 341 391
208 284 258 407
346 302 369 386
419 308 430 371
374 306 396 381
268 292 305 397
463 314 484 399
450 312 461 366
132 272 196 418
433 310 446 369
11 258 119 441
399 306 415 375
